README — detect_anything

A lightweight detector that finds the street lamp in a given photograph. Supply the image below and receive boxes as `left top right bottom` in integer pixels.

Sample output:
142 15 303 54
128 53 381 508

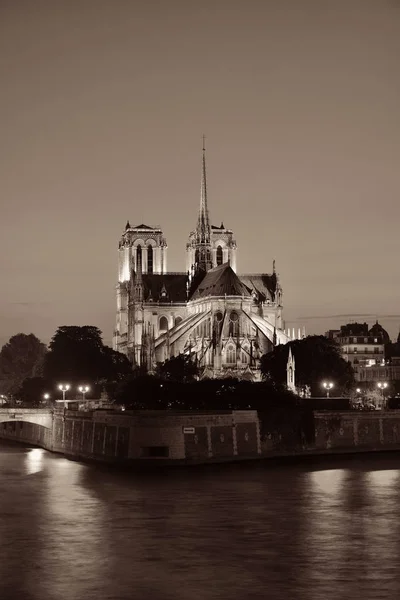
322 381 334 398
78 385 90 401
58 384 70 408
377 382 388 396
43 393 50 404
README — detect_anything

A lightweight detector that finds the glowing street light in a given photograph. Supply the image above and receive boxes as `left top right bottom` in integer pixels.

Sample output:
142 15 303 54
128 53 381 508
78 385 90 401
377 382 388 396
43 393 50 404
322 381 334 398
58 384 70 407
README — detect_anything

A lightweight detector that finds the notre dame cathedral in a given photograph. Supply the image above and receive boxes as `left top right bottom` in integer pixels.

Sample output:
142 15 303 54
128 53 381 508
113 143 301 380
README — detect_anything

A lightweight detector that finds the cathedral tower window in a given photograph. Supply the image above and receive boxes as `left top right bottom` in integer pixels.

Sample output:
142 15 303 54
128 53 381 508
159 316 168 332
136 245 142 270
147 245 153 274
216 245 223 266
226 345 236 364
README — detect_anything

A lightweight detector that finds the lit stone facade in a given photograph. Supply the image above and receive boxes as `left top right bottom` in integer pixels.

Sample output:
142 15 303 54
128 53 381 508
113 145 298 380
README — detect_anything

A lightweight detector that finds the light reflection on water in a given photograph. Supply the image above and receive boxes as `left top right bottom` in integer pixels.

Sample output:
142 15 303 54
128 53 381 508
1 443 400 600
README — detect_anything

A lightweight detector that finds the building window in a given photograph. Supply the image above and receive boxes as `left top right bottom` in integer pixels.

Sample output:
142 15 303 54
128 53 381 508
136 245 142 270
147 245 153 274
216 245 223 266
241 348 249 364
215 311 223 323
175 316 182 327
159 316 168 332
226 345 236 364
229 311 239 337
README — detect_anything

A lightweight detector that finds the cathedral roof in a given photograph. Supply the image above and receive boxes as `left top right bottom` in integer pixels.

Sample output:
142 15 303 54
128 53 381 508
238 274 277 302
142 273 188 302
133 224 156 230
190 263 252 300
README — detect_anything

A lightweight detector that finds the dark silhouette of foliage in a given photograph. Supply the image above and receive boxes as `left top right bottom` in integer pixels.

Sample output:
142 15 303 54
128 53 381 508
155 353 200 383
15 377 52 407
43 326 132 396
0 333 47 395
260 335 355 396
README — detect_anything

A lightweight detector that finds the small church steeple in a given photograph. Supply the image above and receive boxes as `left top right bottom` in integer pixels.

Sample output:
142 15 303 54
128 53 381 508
286 346 296 392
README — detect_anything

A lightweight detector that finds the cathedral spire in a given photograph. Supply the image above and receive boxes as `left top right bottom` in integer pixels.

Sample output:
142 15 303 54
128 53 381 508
196 135 211 245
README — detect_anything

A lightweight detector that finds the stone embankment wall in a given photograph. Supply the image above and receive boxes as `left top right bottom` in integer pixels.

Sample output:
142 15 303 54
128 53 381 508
3 409 400 465
259 410 400 456
0 409 262 465
313 410 400 452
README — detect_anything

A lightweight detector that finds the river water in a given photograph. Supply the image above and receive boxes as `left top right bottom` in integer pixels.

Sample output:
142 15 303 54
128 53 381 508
1 442 400 600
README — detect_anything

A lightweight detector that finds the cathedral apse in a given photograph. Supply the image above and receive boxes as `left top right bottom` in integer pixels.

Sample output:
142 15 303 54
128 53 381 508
113 143 298 381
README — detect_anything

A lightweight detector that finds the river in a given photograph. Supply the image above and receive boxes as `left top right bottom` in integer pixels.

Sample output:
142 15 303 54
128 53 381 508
1 441 400 599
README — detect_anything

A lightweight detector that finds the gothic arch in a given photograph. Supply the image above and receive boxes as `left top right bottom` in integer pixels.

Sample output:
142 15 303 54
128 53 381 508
147 244 154 274
159 316 169 332
229 311 239 337
226 344 236 365
216 245 223 266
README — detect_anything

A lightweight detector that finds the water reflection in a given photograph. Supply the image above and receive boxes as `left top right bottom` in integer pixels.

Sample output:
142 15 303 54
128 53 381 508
2 444 400 600
25 448 45 476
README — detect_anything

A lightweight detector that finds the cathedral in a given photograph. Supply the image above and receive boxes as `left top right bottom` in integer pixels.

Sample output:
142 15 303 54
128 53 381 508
113 144 300 380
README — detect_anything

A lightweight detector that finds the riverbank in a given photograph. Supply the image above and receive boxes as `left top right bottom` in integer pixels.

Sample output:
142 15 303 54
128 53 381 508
2 408 400 467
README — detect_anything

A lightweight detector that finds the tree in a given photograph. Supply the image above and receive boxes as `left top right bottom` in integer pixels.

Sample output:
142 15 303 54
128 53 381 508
0 333 47 395
43 326 132 397
260 335 354 396
155 354 200 383
15 377 52 407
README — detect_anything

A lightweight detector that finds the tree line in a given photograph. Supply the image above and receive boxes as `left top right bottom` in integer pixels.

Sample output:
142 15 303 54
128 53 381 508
0 326 355 408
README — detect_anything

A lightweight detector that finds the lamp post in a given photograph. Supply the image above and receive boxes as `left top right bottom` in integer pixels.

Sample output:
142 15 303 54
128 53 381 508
58 384 70 408
377 382 388 407
322 381 334 398
78 385 90 402
43 393 50 405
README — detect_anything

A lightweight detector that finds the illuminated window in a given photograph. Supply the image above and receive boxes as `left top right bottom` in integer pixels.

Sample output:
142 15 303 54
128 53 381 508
159 316 168 332
147 245 153 274
216 245 223 266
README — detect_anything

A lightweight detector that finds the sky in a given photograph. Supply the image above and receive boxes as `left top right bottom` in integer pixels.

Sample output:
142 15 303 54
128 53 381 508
0 0 399 348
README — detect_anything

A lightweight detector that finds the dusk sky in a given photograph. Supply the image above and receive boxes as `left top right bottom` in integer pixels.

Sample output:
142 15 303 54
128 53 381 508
1 0 399 348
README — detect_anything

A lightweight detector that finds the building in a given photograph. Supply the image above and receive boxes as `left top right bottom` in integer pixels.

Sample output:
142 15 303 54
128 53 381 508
113 144 299 380
326 321 390 383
